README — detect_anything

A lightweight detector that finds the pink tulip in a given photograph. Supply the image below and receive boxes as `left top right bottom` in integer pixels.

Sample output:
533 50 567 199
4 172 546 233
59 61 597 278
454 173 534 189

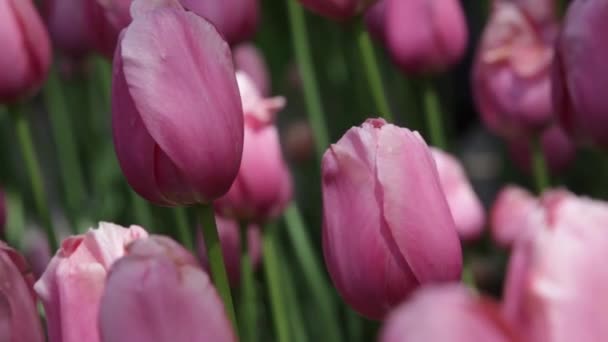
99 236 236 342
233 43 270 96
0 241 44 342
385 0 468 74
298 0 375 20
507 125 576 174
554 0 608 149
96 0 132 34
34 222 148 342
364 0 387 44
490 185 538 248
23 228 52 279
215 72 291 222
197 216 262 286
112 0 244 206
473 1 558 139
379 284 518 342
322 118 462 320
180 0 258 45
431 148 486 241
0 0 51 103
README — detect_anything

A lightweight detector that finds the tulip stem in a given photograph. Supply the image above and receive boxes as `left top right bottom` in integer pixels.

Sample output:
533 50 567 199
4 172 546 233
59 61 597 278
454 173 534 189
283 204 343 342
129 190 154 230
531 138 549 193
286 0 330 160
422 78 447 149
198 204 238 330
174 207 192 251
278 245 308 342
263 222 291 342
355 20 394 122
9 104 58 252
239 223 257 342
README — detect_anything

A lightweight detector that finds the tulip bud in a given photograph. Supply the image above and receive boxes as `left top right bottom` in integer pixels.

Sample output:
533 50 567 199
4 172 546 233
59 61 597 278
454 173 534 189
99 236 236 342
0 0 51 103
233 43 270 96
507 125 576 174
0 241 44 342
42 0 99 59
215 72 291 222
298 0 376 20
364 0 386 44
473 1 557 139
322 118 462 320
112 0 244 206
180 0 258 45
554 0 608 148
385 0 468 74
431 148 486 241
379 284 518 342
490 185 538 248
34 222 148 342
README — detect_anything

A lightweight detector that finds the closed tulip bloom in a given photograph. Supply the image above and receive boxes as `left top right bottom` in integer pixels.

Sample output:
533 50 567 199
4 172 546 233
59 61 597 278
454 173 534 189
233 43 270 96
364 0 387 44
99 236 236 342
473 1 557 139
34 222 148 342
96 0 132 33
0 241 44 342
490 185 538 248
180 0 258 45
431 148 486 241
298 0 375 20
507 125 576 174
379 284 518 342
322 118 462 320
0 0 51 103
112 0 244 205
554 0 608 148
385 0 468 74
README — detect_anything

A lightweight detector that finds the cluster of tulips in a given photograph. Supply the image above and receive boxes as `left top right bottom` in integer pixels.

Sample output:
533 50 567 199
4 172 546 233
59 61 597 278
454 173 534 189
1 0 608 341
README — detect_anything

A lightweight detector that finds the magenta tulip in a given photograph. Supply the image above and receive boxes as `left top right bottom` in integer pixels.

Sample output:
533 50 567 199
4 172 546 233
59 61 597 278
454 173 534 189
507 125 576 174
112 0 244 206
34 222 148 342
490 185 538 248
379 284 518 342
233 43 271 96
180 0 258 45
322 118 462 320
0 241 44 342
298 0 375 20
0 0 51 103
431 148 486 241
364 0 386 44
473 1 557 139
384 0 468 74
554 0 608 148
215 72 291 222
99 236 236 342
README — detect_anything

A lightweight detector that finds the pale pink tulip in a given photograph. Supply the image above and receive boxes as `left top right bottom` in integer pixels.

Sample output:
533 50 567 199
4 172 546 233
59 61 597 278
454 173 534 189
490 185 538 248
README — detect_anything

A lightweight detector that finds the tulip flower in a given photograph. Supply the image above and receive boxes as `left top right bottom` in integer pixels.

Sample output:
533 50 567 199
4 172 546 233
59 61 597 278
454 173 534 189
215 72 291 222
490 185 538 248
0 241 44 342
507 125 576 174
233 43 270 96
298 0 375 20
23 228 52 279
384 0 468 74
379 284 519 342
364 0 386 44
34 222 148 342
431 148 486 241
197 216 262 286
180 0 258 45
554 0 608 149
322 118 462 320
0 0 51 103
473 1 557 139
99 236 236 342
43 0 96 58
112 0 244 205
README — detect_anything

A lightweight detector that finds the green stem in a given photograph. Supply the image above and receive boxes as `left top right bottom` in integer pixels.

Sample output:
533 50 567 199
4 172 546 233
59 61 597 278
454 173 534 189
278 246 308 342
239 222 257 342
9 104 58 251
129 190 154 229
422 78 447 149
284 204 342 342
286 0 330 160
174 207 192 251
263 222 291 342
355 20 394 122
531 138 550 193
198 204 237 330
44 66 87 231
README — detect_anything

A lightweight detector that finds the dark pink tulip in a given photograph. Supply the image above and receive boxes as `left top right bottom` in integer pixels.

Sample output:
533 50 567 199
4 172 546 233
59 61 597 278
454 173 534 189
233 43 270 96
473 1 557 139
180 0 258 45
379 284 519 342
0 0 51 103
197 216 262 286
490 185 538 248
507 125 576 174
34 222 148 342
364 0 386 44
112 0 244 206
298 0 375 20
322 118 462 320
99 236 236 342
0 241 44 342
554 0 608 148
431 148 486 241
385 0 468 74
215 72 291 222
96 0 132 34
23 228 52 279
